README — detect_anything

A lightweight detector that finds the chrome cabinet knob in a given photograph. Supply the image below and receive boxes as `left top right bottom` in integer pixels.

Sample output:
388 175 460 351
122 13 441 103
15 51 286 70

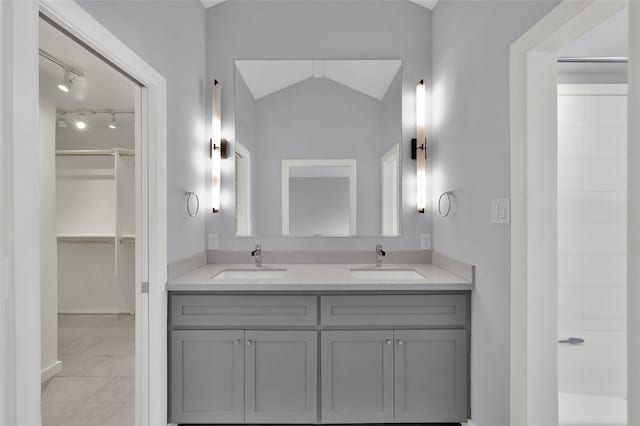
246 339 253 346
397 339 404 345
234 339 241 345
386 339 392 345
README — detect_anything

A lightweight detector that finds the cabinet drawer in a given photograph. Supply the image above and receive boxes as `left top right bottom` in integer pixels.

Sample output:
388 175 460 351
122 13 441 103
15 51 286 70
171 295 317 327
321 295 467 327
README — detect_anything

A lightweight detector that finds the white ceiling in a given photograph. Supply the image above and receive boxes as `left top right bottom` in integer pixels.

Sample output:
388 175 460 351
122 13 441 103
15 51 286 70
39 18 136 124
236 59 401 100
202 0 437 10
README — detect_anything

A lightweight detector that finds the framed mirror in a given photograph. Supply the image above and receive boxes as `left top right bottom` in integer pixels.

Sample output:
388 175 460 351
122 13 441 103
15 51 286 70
234 59 402 237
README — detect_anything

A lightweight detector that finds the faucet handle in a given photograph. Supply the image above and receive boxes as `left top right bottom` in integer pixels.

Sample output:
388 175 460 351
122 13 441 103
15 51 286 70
376 244 386 256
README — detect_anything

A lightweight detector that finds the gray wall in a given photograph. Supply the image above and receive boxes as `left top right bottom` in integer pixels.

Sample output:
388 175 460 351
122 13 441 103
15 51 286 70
431 2 558 425
206 0 432 250
78 0 207 263
381 69 403 159
290 177 351 236
250 77 389 236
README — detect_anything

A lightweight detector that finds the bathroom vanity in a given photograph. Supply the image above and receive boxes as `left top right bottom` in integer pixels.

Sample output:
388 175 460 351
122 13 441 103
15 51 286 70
167 261 473 425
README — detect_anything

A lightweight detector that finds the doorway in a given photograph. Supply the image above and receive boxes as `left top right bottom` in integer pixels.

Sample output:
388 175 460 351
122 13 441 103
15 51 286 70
2 1 168 425
509 1 636 425
38 16 139 425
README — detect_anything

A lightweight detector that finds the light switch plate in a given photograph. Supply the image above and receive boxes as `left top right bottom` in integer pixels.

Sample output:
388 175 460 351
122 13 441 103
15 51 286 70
207 233 219 250
420 233 432 250
491 198 510 224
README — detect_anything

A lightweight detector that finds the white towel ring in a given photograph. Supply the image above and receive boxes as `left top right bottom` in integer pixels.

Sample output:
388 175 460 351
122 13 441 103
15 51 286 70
438 191 453 218
186 192 200 218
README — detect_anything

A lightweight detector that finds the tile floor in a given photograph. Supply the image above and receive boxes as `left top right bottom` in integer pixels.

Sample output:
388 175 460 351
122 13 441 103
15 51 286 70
42 314 135 426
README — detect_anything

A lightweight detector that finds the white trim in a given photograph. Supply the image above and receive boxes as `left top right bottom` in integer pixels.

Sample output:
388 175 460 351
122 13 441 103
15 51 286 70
235 142 251 236
381 144 400 236
10 3 42 425
509 1 628 425
40 360 62 383
281 159 357 236
0 0 10 422
6 1 168 425
201 0 438 10
558 83 628 95
628 3 640 424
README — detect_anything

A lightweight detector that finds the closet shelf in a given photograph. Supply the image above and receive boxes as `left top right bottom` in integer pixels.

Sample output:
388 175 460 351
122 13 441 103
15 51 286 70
55 148 135 157
57 234 136 243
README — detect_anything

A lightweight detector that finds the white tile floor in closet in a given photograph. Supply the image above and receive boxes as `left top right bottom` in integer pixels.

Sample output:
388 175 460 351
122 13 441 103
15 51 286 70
42 314 134 426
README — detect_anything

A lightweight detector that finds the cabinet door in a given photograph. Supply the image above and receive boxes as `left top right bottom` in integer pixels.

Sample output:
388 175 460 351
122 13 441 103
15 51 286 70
321 330 394 423
170 330 244 423
394 329 468 422
244 330 317 423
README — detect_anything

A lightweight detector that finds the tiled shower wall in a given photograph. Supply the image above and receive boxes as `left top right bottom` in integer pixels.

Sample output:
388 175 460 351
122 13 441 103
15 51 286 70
557 84 628 332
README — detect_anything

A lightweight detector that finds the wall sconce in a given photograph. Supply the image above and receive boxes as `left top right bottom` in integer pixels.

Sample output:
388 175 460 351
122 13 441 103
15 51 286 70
412 79 427 213
211 79 228 213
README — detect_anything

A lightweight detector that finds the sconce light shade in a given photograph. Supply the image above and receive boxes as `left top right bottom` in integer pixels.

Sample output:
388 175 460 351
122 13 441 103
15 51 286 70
415 79 426 213
211 79 225 213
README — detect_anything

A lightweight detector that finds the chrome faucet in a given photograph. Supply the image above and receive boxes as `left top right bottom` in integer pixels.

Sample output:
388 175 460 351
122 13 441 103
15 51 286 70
376 244 386 267
251 244 263 268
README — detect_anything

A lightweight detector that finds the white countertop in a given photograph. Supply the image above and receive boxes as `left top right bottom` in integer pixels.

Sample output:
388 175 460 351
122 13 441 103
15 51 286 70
167 263 473 292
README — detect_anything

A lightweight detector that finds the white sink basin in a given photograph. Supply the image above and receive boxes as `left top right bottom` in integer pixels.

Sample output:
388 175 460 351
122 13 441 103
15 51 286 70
350 268 425 280
212 269 287 280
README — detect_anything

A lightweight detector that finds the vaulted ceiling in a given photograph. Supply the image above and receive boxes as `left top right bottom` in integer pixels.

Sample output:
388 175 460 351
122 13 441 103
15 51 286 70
236 60 401 100
201 0 438 10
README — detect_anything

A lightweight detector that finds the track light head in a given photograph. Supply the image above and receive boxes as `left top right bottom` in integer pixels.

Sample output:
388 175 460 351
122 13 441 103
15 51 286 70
75 113 87 130
108 113 117 129
56 112 68 128
58 69 75 93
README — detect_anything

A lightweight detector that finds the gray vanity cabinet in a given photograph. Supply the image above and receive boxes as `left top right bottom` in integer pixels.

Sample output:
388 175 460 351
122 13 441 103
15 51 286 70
394 329 468 422
245 330 317 423
169 292 470 425
170 330 245 423
321 330 395 423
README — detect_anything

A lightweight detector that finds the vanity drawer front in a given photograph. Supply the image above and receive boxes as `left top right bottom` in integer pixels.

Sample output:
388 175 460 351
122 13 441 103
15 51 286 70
171 295 317 327
321 295 467 327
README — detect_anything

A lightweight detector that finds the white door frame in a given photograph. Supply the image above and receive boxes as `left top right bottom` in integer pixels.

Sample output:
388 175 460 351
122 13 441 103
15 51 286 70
509 0 634 424
2 1 168 425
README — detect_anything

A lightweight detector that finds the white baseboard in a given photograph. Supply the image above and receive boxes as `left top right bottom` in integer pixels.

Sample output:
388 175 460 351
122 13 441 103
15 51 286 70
41 360 62 383
465 420 477 426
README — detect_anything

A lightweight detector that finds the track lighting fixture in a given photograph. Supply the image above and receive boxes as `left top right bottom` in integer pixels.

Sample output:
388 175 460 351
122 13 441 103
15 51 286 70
56 109 133 130
57 69 75 93
108 113 117 129
39 49 84 94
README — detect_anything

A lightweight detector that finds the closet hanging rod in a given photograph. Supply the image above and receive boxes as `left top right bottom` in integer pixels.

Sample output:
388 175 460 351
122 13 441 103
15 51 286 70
557 56 628 63
55 149 135 157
